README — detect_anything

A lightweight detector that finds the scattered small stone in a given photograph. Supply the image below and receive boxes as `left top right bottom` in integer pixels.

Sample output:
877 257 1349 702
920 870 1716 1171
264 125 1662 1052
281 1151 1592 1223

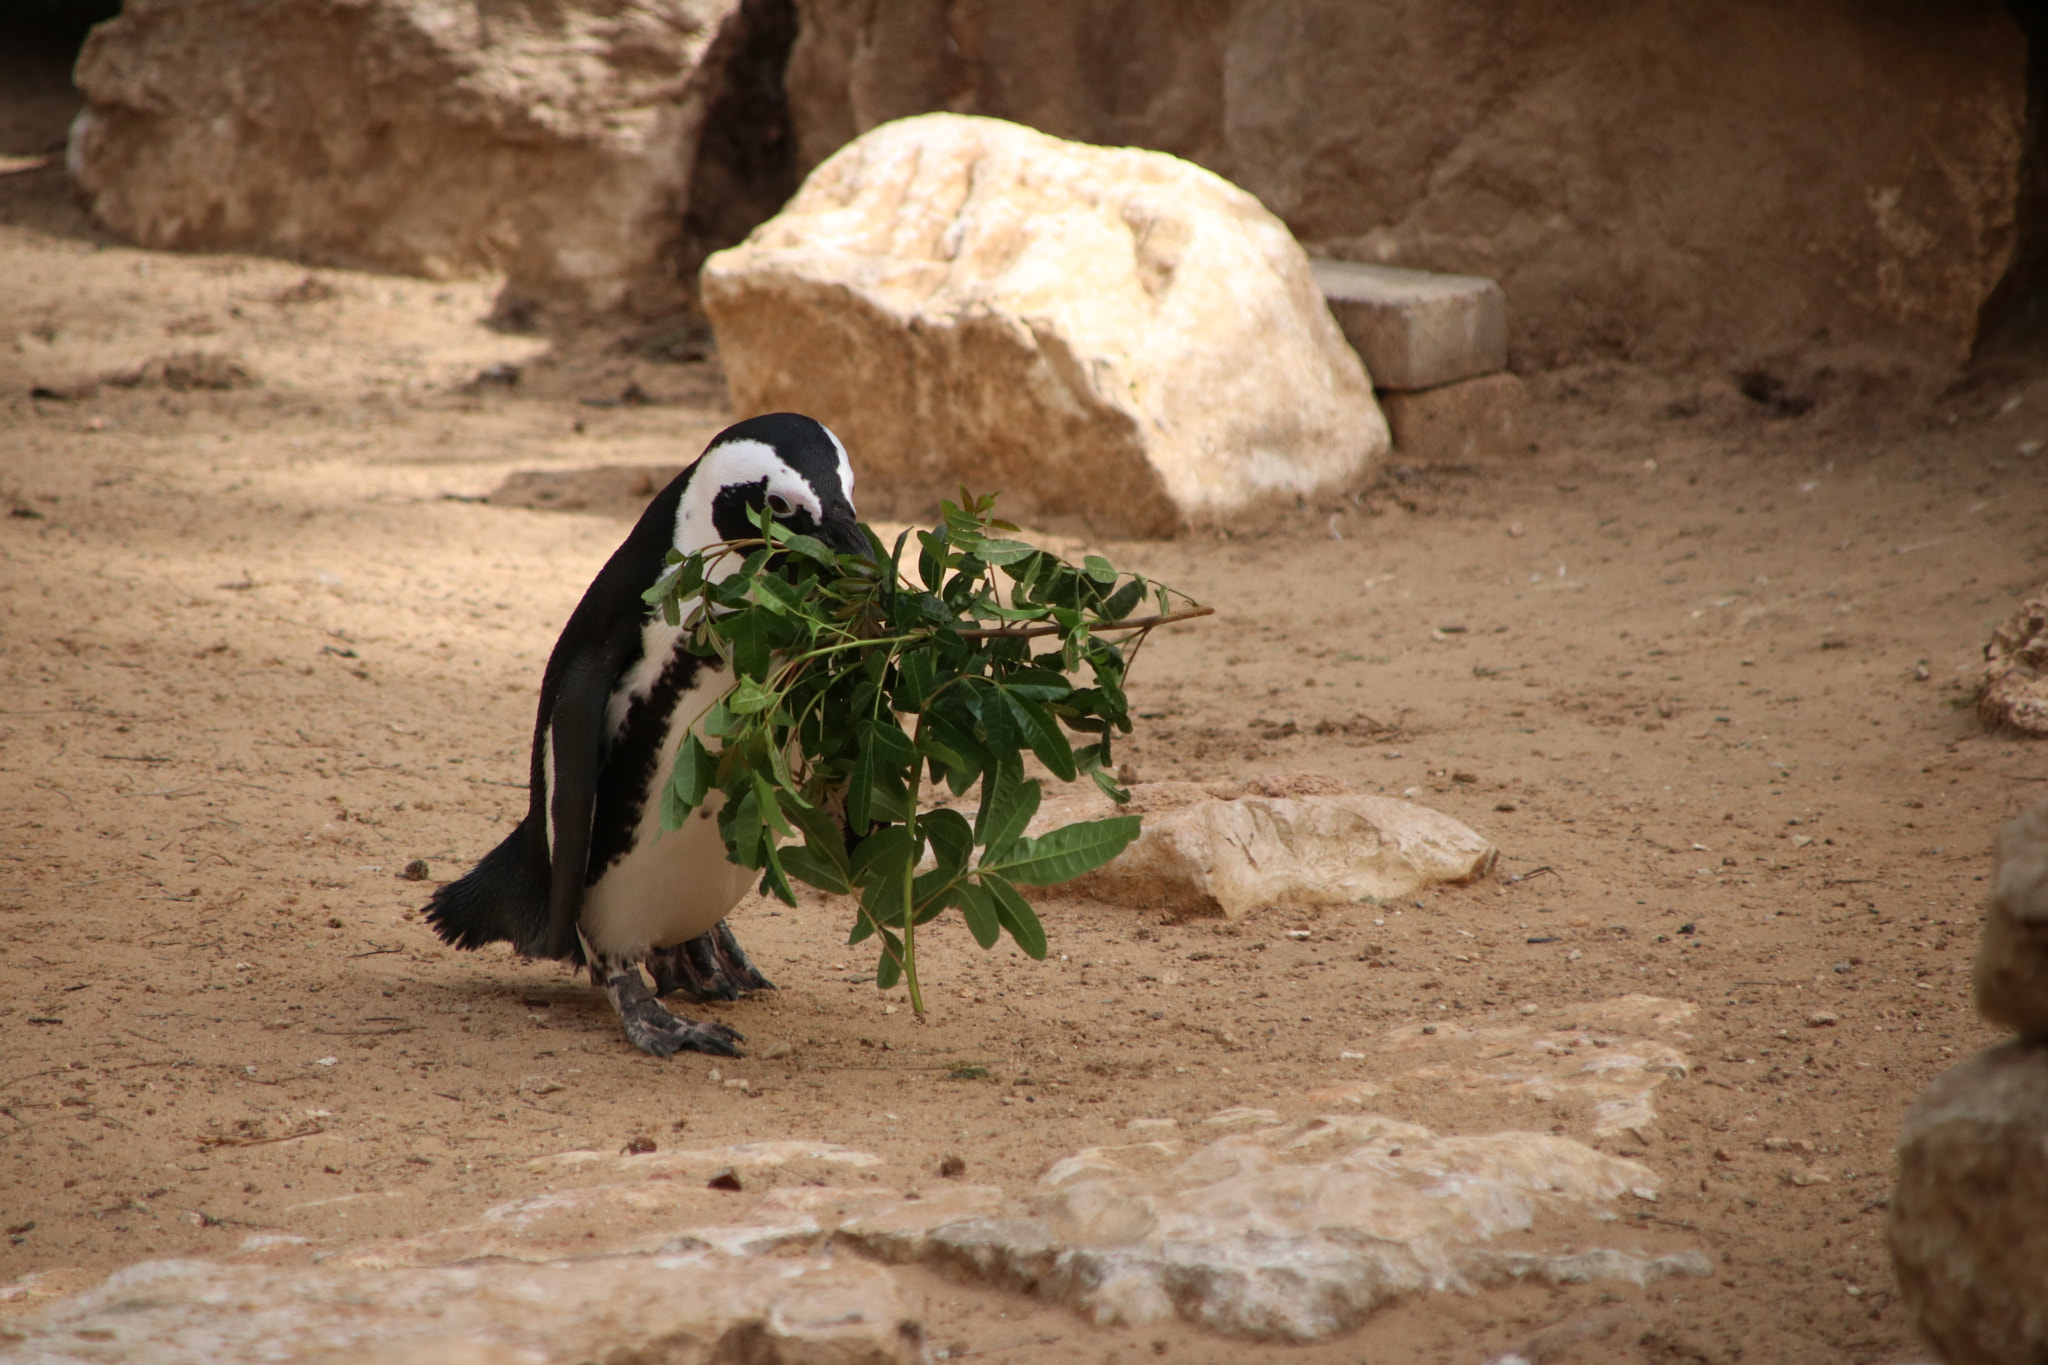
1495 802 1516 812
1518 1003 1539 1016
398 859 430 881
706 1167 743 1192
1421 1023 1439 1035
1285 929 1312 941
1714 1148 1734 1162
760 1039 793 1060
1761 1138 1811 1153
620 1136 655 1156
1808 1012 1839 1027
1451 771 1478 784
937 1155 967 1178
1788 1170 1833 1186
518 1076 565 1095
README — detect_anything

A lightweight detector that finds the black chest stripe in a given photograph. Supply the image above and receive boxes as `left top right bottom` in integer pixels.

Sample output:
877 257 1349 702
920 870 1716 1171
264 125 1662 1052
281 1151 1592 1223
585 647 713 883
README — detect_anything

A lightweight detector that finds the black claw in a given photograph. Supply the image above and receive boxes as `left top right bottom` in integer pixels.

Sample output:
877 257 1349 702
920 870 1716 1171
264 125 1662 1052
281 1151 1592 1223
648 920 771 1002
604 965 745 1058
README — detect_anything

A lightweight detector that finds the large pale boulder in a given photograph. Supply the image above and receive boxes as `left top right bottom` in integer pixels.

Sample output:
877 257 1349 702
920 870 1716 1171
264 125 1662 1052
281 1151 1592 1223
783 0 2022 368
1020 775 1496 917
1889 1040 2048 1365
701 113 1387 536
69 0 739 312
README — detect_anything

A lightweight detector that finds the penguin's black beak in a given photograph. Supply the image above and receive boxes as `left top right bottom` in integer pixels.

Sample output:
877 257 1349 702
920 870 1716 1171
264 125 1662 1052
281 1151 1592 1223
818 506 871 561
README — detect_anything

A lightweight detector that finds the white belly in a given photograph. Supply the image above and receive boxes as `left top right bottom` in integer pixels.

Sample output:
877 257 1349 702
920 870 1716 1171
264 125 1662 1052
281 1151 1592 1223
579 674 755 961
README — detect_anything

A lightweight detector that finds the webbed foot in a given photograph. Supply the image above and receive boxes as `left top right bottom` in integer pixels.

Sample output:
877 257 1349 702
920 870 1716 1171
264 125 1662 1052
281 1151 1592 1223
603 965 743 1058
648 919 776 1003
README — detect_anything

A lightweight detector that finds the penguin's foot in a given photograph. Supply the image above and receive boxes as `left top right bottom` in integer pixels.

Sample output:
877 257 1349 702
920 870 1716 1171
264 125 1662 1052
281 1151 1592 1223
603 966 742 1058
648 920 776 1003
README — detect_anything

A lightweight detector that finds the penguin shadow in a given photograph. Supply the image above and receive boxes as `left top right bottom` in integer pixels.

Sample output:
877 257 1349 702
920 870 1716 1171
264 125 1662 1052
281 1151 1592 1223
377 959 748 1045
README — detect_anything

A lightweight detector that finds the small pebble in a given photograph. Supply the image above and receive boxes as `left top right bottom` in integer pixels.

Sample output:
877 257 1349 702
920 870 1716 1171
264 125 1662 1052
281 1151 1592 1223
761 1040 793 1060
1807 1012 1839 1027
1518 1003 1538 1016
620 1135 655 1155
398 859 430 881
938 1155 966 1178
707 1167 743 1192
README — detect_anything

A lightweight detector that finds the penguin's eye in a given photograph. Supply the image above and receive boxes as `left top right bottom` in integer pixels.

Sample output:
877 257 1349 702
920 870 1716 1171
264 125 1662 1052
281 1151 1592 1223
766 492 794 517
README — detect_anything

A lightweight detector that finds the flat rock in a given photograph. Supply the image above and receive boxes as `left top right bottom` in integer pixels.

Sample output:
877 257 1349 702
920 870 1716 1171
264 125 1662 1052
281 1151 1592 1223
1310 260 1508 391
1378 373 1527 460
702 113 1387 537
1976 795 2048 1039
1890 1039 2048 1365
1977 589 2048 735
840 1114 1705 1341
1028 775 1496 917
1365 996 1697 1140
0 1252 920 1365
70 0 738 312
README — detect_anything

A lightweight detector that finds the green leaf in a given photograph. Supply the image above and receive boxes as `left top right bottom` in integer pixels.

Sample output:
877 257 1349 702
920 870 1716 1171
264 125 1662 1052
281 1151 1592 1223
758 842 799 907
850 824 915 886
984 815 1140 886
661 732 718 829
1004 692 1077 782
954 879 1001 949
983 875 1048 959
876 931 904 989
1083 554 1117 584
976 767 1041 856
778 842 849 895
728 674 779 715
1102 577 1147 622
897 646 936 707
921 808 973 877
724 611 772 679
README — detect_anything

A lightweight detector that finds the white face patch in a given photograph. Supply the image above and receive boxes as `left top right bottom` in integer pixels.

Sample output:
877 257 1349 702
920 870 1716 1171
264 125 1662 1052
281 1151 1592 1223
674 437 829 571
822 423 855 501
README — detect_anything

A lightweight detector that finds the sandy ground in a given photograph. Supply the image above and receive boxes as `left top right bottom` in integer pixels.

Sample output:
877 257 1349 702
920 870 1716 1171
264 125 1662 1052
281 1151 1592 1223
5 51 2048 1365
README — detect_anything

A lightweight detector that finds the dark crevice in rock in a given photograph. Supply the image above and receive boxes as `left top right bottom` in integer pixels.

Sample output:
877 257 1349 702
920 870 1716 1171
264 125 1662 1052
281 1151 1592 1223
671 0 800 309
1978 0 2048 361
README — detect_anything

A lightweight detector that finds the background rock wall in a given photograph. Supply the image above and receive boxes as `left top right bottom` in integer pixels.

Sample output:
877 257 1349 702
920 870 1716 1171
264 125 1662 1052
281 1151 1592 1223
784 0 2026 369
70 0 739 314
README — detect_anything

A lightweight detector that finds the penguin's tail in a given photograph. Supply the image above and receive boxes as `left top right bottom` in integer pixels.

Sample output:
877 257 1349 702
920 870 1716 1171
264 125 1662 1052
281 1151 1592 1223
422 824 560 961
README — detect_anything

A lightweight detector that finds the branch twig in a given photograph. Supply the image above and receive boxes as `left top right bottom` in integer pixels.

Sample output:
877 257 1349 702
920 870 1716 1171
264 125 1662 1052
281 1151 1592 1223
955 606 1215 640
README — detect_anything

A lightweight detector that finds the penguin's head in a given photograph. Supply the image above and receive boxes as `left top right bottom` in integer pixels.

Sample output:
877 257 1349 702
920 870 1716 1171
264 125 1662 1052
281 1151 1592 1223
676 412 867 560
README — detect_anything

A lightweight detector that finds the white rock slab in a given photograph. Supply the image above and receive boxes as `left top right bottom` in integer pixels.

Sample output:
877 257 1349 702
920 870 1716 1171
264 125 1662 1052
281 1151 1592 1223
0 1252 920 1365
703 113 1388 537
1028 776 1496 917
839 1114 1706 1341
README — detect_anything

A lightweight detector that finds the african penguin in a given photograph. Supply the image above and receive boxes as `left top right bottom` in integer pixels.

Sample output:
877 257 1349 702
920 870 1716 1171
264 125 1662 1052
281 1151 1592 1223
424 413 866 1057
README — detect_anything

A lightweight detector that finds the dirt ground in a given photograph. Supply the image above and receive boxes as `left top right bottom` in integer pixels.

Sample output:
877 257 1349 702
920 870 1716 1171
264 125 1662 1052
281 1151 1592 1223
4 47 2047 1365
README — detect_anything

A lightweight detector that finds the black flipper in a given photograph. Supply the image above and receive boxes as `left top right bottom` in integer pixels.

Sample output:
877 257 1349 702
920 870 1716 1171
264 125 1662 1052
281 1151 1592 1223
603 965 743 1058
543 657 611 961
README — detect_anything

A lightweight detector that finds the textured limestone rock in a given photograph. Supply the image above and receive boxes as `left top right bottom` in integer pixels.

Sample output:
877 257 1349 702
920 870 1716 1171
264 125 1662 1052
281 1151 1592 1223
1889 1040 2048 1365
69 0 739 311
1027 776 1495 917
1977 796 2048 1040
1378 374 1527 460
0 1251 921 1365
840 1114 1706 1341
1310 260 1507 391
1359 996 1696 1141
1978 590 2048 736
701 112 1387 537
782 0 2020 369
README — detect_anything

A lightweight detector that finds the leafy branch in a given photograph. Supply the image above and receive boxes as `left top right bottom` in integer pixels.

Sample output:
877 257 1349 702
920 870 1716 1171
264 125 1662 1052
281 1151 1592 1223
642 493 1206 1014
